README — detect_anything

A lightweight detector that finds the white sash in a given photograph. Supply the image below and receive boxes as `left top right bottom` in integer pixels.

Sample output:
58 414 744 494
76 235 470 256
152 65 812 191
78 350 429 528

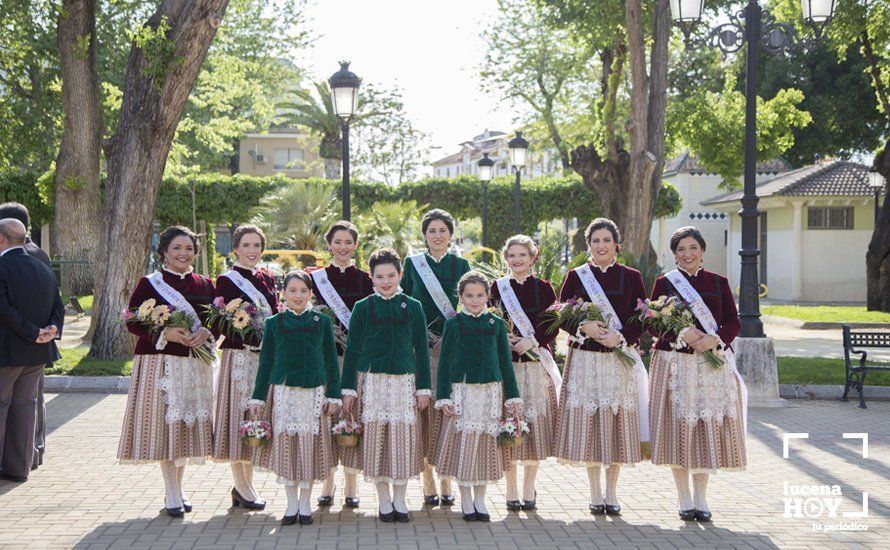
409 253 456 320
148 272 202 331
311 267 353 327
496 276 563 402
573 265 649 441
222 269 272 316
665 270 748 434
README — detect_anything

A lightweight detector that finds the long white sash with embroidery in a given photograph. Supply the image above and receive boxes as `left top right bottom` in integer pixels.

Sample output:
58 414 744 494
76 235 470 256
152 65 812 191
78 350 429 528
147 272 215 427
665 270 748 434
409 253 456 319
311 268 353 328
222 269 272 316
496 276 562 402
574 264 649 441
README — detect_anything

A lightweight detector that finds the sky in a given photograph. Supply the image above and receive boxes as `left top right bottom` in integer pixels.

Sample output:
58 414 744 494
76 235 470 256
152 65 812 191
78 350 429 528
301 0 518 162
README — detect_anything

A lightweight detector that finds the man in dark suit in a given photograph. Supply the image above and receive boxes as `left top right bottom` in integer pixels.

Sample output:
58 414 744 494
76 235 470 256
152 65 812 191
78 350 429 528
0 218 64 482
0 202 53 469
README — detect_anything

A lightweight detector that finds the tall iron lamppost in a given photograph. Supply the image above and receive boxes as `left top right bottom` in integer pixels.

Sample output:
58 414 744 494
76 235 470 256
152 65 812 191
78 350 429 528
477 153 495 249
671 0 836 338
870 168 886 224
328 61 362 221
508 132 529 234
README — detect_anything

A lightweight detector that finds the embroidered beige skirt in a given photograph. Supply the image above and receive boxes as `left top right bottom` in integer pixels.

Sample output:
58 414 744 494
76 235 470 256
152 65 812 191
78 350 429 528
212 348 260 463
252 384 333 487
555 348 642 467
118 354 213 466
435 382 505 486
649 350 747 472
502 360 558 464
336 360 364 474
360 373 424 485
421 348 443 463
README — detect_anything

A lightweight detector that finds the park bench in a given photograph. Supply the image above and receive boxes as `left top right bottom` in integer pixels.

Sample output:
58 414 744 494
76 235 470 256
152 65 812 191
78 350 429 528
841 324 890 408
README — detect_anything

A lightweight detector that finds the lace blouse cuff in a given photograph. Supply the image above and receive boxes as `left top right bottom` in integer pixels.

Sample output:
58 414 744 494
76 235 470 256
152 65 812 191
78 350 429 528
155 328 170 351
247 399 265 407
415 389 432 397
341 389 358 398
504 397 523 408
569 324 587 345
434 399 453 410
672 327 692 350
325 398 343 407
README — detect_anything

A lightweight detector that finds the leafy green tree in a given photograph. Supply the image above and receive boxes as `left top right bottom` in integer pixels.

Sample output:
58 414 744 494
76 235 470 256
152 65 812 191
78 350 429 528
251 180 339 250
354 199 426 260
276 81 344 179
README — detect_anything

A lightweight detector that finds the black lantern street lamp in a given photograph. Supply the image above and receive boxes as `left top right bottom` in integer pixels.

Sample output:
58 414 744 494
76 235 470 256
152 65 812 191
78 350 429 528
671 0 835 338
477 153 495 249
508 132 529 234
870 168 886 224
328 61 361 220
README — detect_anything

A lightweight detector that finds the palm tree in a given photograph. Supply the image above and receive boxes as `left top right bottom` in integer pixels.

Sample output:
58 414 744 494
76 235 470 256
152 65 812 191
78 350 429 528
277 82 343 179
354 200 427 260
252 180 339 251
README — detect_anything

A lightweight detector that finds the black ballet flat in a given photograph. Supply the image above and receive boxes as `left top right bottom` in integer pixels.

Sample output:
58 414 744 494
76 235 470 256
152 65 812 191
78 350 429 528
695 510 712 522
281 514 297 526
317 495 334 507
589 503 606 515
393 510 411 523
679 509 697 521
165 506 185 518
378 510 395 522
605 503 621 516
474 507 491 522
298 514 313 525
423 494 440 506
344 497 360 509
521 491 537 511
506 500 522 511
463 512 477 522
231 488 266 510
440 494 455 506
181 499 192 513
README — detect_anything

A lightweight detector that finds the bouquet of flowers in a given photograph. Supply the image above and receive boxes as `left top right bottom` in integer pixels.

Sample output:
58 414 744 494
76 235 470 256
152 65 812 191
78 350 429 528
239 419 272 447
123 299 216 366
313 304 348 347
204 297 266 344
543 298 636 368
331 417 362 447
487 305 539 361
635 296 724 370
497 416 530 448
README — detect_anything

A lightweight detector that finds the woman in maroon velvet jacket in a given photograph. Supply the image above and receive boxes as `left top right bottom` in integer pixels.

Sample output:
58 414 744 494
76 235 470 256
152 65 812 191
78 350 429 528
117 226 216 518
489 234 557 513
648 226 746 523
211 224 278 511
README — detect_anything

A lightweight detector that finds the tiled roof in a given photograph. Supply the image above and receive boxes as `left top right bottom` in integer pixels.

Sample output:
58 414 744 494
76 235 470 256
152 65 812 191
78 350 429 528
701 161 873 205
663 150 790 176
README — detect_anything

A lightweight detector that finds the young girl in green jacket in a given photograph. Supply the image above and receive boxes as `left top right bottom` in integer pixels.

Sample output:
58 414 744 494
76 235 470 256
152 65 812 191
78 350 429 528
248 270 341 526
433 271 523 522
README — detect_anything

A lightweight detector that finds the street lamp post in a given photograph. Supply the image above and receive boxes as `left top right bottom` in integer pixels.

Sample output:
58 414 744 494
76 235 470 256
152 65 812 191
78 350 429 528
508 132 529 234
671 0 835 338
477 153 495 249
870 168 886 223
328 61 362 221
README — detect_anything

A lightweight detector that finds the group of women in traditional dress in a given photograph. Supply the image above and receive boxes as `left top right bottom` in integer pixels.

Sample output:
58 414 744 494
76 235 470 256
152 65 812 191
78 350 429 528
117 207 747 526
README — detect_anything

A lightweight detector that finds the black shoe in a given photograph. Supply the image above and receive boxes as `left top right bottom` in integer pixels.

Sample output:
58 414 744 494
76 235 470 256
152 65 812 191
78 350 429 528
423 494 440 506
521 491 537 511
317 495 334 507
379 510 395 522
298 514 313 525
281 514 297 526
165 506 185 518
231 488 266 510
440 494 455 506
605 503 621 516
589 503 606 515
0 473 27 483
474 507 491 522
344 497 360 509
393 510 410 523
695 510 712 522
182 498 192 513
679 509 696 521
463 511 477 522
506 500 522 511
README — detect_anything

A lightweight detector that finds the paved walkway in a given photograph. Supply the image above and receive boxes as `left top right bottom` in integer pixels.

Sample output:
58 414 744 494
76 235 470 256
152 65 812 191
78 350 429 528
0 394 887 549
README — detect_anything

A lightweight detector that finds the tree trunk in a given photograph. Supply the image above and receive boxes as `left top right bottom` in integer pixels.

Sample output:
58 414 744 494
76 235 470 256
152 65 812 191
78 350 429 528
89 0 231 359
54 0 103 296
643 0 670 264
866 140 890 311
323 157 341 179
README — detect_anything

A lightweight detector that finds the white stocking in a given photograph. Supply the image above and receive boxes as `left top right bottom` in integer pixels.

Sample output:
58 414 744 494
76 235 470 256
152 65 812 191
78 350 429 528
376 482 393 514
393 483 408 513
440 476 452 497
321 467 336 497
473 484 488 515
672 468 694 510
459 485 474 515
176 465 188 504
522 464 539 502
586 466 603 505
344 470 358 498
422 460 436 496
299 486 313 516
284 485 300 516
232 463 258 501
160 461 182 508
692 473 710 512
504 463 519 501
605 465 620 505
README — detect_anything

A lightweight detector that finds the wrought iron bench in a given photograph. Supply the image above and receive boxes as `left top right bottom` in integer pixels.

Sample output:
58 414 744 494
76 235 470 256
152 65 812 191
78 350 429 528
841 324 890 408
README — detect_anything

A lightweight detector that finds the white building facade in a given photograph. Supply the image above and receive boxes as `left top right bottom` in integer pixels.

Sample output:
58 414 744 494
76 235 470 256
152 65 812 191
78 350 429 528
431 129 561 179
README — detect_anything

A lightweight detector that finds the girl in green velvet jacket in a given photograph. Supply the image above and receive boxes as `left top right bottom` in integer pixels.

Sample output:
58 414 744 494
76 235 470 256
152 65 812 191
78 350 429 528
433 271 522 522
248 270 341 527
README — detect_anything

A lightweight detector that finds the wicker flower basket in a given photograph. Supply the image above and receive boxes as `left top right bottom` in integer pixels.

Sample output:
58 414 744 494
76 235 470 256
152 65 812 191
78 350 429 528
498 435 524 448
335 434 359 448
246 437 263 447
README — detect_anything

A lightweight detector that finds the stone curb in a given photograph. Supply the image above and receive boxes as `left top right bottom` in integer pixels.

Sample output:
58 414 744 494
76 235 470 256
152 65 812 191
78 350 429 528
763 315 890 330
779 383 890 401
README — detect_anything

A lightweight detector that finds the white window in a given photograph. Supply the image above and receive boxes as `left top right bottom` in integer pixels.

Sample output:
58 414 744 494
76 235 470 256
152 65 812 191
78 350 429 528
273 148 305 170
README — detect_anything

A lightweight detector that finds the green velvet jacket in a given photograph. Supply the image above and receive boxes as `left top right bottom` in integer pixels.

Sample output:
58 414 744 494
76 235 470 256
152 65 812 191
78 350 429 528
400 252 471 336
251 308 341 401
435 311 520 402
340 292 431 393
